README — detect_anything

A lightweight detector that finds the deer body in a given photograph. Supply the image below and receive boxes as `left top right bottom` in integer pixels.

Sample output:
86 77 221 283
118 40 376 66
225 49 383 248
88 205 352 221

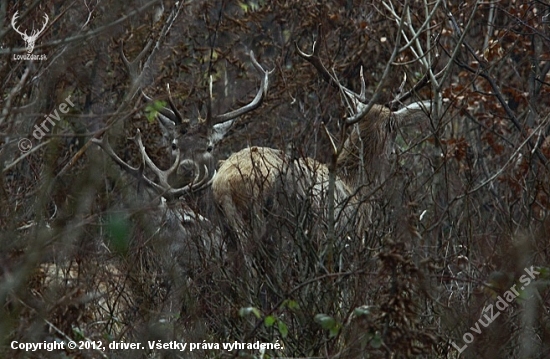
210 101 430 243
212 146 354 241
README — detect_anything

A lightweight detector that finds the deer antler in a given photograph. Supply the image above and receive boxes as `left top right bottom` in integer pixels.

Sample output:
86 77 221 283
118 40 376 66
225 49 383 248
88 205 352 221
11 12 26 37
11 11 49 39
296 41 371 125
209 51 273 126
297 37 439 126
295 40 338 87
33 13 49 37
387 49 442 110
92 132 212 199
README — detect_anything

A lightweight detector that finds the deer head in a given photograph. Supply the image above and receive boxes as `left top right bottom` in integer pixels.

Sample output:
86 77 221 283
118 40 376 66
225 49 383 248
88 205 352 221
94 51 272 200
11 11 49 54
296 41 433 185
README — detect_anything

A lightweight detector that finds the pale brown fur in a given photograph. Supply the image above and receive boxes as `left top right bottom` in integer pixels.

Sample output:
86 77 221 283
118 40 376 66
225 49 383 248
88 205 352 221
212 146 353 241
212 102 430 242
338 104 393 186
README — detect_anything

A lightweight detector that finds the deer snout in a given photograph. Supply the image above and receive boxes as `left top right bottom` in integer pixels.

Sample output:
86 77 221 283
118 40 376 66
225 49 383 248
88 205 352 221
177 159 197 177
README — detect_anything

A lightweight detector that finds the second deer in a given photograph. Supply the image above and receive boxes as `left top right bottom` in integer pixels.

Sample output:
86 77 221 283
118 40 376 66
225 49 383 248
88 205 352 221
211 46 432 247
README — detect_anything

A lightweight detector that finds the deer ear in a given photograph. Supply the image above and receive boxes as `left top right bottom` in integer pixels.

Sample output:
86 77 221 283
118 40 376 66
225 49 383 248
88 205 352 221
157 110 176 134
210 120 235 146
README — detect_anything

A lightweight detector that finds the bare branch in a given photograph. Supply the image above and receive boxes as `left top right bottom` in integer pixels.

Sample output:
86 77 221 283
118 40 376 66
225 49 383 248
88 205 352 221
55 2 184 180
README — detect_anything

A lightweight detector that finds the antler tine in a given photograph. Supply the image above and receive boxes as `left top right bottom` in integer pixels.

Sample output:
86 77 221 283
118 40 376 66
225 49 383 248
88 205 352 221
387 52 441 110
120 39 153 76
92 136 138 174
141 88 182 125
166 83 185 124
42 13 49 25
93 132 208 199
35 13 49 35
120 39 153 99
93 134 172 194
133 130 210 197
297 38 382 125
206 74 213 125
398 72 407 95
134 129 176 189
296 40 365 106
359 66 366 101
92 136 159 192
160 162 213 197
211 51 273 125
321 64 375 126
11 12 26 36
295 40 338 87
141 90 153 102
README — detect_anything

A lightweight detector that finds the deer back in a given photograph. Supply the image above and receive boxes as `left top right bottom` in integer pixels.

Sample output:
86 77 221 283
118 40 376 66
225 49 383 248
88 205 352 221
212 146 356 242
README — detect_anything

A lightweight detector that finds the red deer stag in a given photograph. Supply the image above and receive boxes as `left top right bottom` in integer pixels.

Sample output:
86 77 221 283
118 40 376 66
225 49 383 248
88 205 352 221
211 45 432 246
93 51 272 202
93 51 272 263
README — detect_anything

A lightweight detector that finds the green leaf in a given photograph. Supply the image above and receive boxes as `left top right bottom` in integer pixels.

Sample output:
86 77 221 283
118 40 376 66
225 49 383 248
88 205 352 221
106 213 131 255
72 327 85 340
264 315 276 327
238 1 248 12
353 305 372 317
282 299 300 311
329 326 340 338
314 314 336 330
239 307 262 319
370 331 382 349
277 320 288 338
145 100 168 122
538 266 549 279
315 314 341 337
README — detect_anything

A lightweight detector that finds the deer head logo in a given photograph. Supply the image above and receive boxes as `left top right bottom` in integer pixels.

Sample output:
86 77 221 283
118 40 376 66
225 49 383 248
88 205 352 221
11 11 49 54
